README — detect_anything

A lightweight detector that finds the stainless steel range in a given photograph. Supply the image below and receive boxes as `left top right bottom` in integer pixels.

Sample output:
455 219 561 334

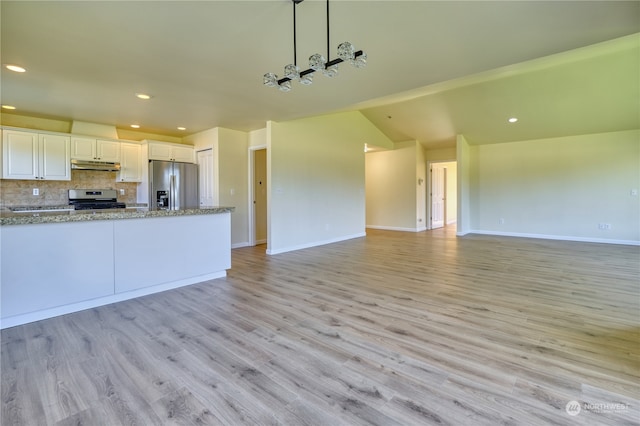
68 189 125 210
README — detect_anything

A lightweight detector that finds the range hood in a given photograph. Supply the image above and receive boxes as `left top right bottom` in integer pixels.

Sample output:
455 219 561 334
71 159 121 172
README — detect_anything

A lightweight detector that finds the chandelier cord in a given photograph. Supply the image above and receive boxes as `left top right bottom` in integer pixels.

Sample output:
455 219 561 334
326 0 330 61
293 0 298 66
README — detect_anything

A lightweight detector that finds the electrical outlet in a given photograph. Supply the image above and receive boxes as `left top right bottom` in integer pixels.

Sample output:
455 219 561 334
498 218 505 225
598 223 612 230
119 189 125 195
32 188 39 196
631 189 638 196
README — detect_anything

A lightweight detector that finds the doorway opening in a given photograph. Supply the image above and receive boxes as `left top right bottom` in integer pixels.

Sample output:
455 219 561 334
248 146 267 246
429 161 457 230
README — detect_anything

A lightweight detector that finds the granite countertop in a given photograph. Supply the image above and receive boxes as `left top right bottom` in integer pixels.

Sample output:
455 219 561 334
0 206 235 226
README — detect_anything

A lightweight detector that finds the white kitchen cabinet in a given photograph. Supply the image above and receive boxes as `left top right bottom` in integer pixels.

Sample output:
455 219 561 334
147 141 195 163
171 145 195 162
71 137 120 162
117 142 142 182
2 129 71 180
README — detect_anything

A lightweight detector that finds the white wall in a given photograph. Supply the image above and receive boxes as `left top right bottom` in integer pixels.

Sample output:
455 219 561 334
249 128 267 148
416 143 427 230
425 147 456 162
268 111 391 254
444 161 457 224
469 129 639 244
184 127 249 247
218 128 249 247
366 141 424 231
456 135 472 235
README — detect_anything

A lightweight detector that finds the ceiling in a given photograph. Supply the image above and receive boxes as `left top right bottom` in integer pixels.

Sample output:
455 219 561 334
1 1 639 149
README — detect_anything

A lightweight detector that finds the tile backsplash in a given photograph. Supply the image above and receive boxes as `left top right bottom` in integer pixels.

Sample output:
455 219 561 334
0 170 139 208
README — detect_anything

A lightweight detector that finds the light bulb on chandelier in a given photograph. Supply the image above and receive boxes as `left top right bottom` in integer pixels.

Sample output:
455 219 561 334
263 0 367 92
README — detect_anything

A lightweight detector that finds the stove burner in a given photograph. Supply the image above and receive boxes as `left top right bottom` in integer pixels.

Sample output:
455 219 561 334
73 202 126 210
68 189 126 211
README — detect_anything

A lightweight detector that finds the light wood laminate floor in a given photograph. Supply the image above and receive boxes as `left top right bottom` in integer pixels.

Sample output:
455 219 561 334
2 227 639 425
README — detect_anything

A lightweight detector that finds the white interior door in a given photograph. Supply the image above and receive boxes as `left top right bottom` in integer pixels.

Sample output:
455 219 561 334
431 164 446 229
197 149 214 207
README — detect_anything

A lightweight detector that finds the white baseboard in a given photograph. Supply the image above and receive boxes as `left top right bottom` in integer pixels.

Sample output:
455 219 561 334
232 242 250 249
446 219 458 225
266 232 366 255
0 271 227 329
469 230 640 246
366 225 425 233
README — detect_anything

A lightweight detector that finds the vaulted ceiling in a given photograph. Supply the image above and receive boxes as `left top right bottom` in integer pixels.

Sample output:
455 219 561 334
1 1 638 149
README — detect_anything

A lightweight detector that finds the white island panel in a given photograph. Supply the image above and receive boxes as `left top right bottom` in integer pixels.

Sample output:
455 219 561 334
114 213 231 293
0 209 233 329
1 221 114 318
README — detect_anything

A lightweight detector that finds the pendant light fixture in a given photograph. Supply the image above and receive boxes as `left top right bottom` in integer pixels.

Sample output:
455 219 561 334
263 0 367 92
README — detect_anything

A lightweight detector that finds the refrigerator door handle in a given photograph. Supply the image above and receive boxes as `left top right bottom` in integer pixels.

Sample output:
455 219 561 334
170 174 176 210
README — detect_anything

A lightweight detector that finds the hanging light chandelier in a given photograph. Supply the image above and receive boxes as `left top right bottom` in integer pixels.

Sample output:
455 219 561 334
263 0 367 92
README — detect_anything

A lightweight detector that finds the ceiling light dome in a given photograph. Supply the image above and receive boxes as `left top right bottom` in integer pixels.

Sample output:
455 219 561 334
299 73 313 85
337 42 356 61
278 80 292 92
309 53 327 71
322 64 339 78
263 73 279 87
351 51 367 68
284 64 300 80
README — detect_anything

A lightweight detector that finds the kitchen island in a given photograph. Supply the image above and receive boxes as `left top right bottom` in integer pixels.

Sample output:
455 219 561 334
0 207 234 329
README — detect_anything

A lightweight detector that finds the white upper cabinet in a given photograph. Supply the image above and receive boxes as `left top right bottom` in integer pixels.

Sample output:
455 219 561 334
71 137 120 162
2 130 71 180
147 142 195 163
117 143 142 182
171 145 195 163
97 140 121 162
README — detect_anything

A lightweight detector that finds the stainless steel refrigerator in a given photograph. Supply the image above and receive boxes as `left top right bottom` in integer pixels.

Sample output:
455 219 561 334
149 160 199 210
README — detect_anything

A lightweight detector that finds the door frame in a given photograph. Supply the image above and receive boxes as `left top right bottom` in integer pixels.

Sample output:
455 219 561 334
247 145 267 247
426 160 456 230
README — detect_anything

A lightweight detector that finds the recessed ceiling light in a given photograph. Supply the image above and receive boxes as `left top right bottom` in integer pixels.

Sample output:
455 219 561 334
130 124 140 129
5 65 26 73
135 93 152 100
177 127 186 131
1 105 16 110
508 117 518 123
